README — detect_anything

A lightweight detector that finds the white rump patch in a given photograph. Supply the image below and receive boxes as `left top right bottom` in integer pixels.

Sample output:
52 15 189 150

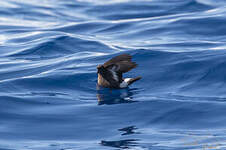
124 78 132 82
120 78 132 88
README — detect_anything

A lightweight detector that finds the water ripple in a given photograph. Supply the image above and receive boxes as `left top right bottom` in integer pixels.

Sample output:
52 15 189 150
1 0 226 150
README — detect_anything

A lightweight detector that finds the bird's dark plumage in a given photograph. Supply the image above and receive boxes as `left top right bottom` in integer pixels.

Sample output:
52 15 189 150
97 54 141 88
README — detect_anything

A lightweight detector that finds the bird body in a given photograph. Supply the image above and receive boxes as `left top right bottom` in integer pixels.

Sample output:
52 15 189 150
97 54 141 88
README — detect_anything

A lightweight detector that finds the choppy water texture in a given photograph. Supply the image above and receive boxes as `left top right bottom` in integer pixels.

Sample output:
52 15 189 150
1 0 226 149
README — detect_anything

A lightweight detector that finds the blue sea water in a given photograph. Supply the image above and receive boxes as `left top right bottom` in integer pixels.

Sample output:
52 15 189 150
1 0 226 149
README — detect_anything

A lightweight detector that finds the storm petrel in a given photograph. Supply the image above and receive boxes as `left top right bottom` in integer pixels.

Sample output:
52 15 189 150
97 54 141 88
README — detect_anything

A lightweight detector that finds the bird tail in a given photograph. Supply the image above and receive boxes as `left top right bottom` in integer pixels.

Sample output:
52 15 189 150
128 76 142 85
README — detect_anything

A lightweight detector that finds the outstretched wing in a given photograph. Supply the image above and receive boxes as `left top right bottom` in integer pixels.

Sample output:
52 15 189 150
103 54 132 66
104 54 137 73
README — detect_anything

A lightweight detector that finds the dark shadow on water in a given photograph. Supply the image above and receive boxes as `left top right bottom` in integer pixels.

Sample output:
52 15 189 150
97 86 142 148
100 139 139 149
96 86 139 105
118 126 140 136
101 125 140 149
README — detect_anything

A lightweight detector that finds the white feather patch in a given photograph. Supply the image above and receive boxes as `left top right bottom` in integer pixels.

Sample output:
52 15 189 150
124 78 132 82
120 78 131 88
110 68 118 81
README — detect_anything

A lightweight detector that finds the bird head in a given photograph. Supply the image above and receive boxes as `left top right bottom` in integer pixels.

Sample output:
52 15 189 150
97 65 104 73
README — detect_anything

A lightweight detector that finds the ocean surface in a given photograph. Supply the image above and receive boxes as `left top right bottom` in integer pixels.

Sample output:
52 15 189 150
1 0 226 149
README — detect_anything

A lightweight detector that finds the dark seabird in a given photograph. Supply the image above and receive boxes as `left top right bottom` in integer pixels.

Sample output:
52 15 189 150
97 54 141 88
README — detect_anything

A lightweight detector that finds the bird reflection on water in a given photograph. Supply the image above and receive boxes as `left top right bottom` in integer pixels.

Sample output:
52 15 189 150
100 139 138 149
101 125 140 149
96 85 139 105
97 86 141 148
118 126 140 136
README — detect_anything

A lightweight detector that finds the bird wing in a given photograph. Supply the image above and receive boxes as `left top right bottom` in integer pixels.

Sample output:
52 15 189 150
98 66 120 88
104 54 137 73
107 64 123 82
103 54 132 66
